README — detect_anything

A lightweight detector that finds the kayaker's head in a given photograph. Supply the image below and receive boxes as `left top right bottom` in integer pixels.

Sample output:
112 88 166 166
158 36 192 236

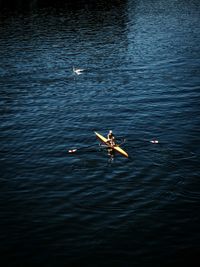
109 130 112 134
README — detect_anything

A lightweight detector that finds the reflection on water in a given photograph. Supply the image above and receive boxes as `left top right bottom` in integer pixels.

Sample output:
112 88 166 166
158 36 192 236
0 0 200 266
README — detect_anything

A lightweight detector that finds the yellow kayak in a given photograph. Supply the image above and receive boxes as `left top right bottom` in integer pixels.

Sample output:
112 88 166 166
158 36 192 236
94 131 128 158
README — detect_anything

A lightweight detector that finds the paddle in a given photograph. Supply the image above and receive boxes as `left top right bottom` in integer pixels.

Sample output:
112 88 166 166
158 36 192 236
68 138 159 154
68 138 127 154
68 144 96 154
123 138 159 144
115 139 159 150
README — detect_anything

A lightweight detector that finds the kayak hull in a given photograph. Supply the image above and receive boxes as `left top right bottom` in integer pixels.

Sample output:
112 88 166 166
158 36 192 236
94 131 128 158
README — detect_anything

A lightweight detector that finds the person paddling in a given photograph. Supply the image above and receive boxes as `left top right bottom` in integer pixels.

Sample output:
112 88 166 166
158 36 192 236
107 130 116 147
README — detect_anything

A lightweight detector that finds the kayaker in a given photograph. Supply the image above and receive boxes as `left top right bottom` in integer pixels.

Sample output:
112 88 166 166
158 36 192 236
107 130 116 146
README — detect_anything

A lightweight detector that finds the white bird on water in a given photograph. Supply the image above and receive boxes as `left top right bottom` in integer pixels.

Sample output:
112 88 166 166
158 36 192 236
73 66 84 75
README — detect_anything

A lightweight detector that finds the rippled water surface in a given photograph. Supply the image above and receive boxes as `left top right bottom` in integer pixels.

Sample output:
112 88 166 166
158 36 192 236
0 0 200 266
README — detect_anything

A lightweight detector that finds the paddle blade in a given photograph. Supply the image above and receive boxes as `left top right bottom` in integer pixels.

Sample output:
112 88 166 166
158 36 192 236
68 149 77 153
150 140 159 144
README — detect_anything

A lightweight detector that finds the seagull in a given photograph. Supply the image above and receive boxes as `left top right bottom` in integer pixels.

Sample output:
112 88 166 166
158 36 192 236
73 66 84 75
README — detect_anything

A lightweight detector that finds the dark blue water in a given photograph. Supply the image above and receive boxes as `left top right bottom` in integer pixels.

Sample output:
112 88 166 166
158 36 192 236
1 1 200 266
